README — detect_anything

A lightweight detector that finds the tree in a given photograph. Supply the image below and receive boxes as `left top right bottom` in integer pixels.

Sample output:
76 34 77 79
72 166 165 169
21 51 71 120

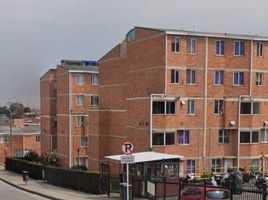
9 103 24 119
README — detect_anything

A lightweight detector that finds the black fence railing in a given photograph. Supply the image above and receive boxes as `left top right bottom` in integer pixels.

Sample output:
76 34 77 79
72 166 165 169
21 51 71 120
5 157 107 195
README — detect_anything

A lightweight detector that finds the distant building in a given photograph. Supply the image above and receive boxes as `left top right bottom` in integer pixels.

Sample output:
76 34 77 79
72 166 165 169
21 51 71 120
0 119 40 165
40 60 98 168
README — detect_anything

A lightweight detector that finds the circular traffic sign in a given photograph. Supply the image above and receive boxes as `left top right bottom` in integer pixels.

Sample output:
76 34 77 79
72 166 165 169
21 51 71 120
122 142 134 155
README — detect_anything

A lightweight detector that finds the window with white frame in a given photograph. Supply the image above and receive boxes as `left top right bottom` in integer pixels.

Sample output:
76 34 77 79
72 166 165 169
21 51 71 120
214 100 224 114
214 70 224 85
80 136 88 147
240 102 260 115
76 95 84 106
76 74 84 85
187 100 196 115
172 37 180 53
256 72 263 86
218 129 229 144
186 69 196 84
257 42 263 57
250 159 259 172
261 129 268 142
240 131 259 143
234 41 245 56
75 157 88 167
76 116 84 127
36 135 41 142
91 95 99 106
152 132 175 146
171 69 179 83
153 101 175 114
186 160 196 174
178 130 190 144
233 72 244 86
91 74 99 85
188 38 196 54
0 135 9 143
211 159 221 172
216 40 224 56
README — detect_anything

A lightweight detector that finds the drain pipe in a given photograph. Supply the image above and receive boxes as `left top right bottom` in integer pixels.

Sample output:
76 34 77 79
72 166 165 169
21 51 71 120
68 72 72 168
249 40 253 96
202 37 208 172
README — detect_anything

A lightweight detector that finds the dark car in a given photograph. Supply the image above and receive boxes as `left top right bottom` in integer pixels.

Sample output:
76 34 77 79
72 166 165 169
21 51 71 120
181 186 230 200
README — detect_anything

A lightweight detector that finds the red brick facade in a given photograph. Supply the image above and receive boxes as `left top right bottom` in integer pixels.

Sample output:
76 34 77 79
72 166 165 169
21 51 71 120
41 27 268 176
41 60 98 168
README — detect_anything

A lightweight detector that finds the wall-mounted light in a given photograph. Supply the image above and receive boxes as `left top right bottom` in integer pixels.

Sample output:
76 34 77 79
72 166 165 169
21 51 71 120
230 121 235 126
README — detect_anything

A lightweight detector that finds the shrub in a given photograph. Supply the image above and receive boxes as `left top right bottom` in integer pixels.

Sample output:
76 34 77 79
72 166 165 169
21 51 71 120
40 153 59 167
71 165 88 171
24 150 40 162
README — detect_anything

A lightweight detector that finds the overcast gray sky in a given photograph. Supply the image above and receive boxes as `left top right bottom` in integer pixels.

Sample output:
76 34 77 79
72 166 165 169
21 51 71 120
1 0 268 108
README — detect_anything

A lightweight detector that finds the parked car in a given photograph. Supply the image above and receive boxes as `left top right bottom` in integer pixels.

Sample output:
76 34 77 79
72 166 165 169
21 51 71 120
181 186 230 200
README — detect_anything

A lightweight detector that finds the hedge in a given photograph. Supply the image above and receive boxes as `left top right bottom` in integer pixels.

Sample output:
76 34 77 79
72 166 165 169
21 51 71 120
5 157 108 194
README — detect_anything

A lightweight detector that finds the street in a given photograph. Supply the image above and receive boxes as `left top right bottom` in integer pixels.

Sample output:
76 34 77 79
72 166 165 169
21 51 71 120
0 181 48 200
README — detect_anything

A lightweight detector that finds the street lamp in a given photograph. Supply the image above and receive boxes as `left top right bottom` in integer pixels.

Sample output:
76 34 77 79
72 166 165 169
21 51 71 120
5 109 13 157
260 152 264 178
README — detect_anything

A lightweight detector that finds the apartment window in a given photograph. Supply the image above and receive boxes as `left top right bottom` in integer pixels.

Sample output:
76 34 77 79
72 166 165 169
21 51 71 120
76 74 84 85
172 37 180 52
240 131 259 143
256 72 263 86
153 101 175 114
186 160 196 174
152 132 175 146
3 135 10 143
171 69 179 83
91 74 99 85
188 38 196 54
214 100 224 114
234 41 245 56
75 157 88 167
187 100 196 115
251 159 259 172
76 95 84 106
240 102 260 114
214 70 224 85
257 42 263 57
211 159 221 172
15 149 23 157
233 72 244 86
261 129 268 142
91 95 99 106
178 130 190 144
218 129 229 144
186 69 196 84
80 136 88 147
76 116 84 127
216 40 224 56
36 135 41 142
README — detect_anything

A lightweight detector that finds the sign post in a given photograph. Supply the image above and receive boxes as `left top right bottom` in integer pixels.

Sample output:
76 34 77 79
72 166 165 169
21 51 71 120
121 142 134 200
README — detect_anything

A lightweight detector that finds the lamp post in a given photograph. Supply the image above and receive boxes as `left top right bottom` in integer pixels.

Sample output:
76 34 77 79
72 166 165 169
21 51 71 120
5 109 13 157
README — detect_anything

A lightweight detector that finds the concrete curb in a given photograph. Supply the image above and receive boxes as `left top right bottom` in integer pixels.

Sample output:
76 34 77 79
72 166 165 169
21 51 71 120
0 178 63 200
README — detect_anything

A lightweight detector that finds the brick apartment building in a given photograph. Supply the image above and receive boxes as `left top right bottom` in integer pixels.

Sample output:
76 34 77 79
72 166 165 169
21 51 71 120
41 27 268 176
0 119 40 165
40 60 98 168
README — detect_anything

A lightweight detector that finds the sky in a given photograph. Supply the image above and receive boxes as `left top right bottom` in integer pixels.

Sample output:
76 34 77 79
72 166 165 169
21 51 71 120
0 0 268 108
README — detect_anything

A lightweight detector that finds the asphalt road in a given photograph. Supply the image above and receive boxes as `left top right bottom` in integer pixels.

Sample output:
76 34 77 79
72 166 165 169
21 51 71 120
0 181 49 200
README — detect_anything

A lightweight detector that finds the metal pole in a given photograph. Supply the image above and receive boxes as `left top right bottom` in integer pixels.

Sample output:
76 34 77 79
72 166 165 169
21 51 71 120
9 110 13 157
127 163 129 200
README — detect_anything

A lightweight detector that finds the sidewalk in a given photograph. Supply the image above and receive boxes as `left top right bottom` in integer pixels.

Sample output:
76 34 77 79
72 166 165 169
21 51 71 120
0 168 120 200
